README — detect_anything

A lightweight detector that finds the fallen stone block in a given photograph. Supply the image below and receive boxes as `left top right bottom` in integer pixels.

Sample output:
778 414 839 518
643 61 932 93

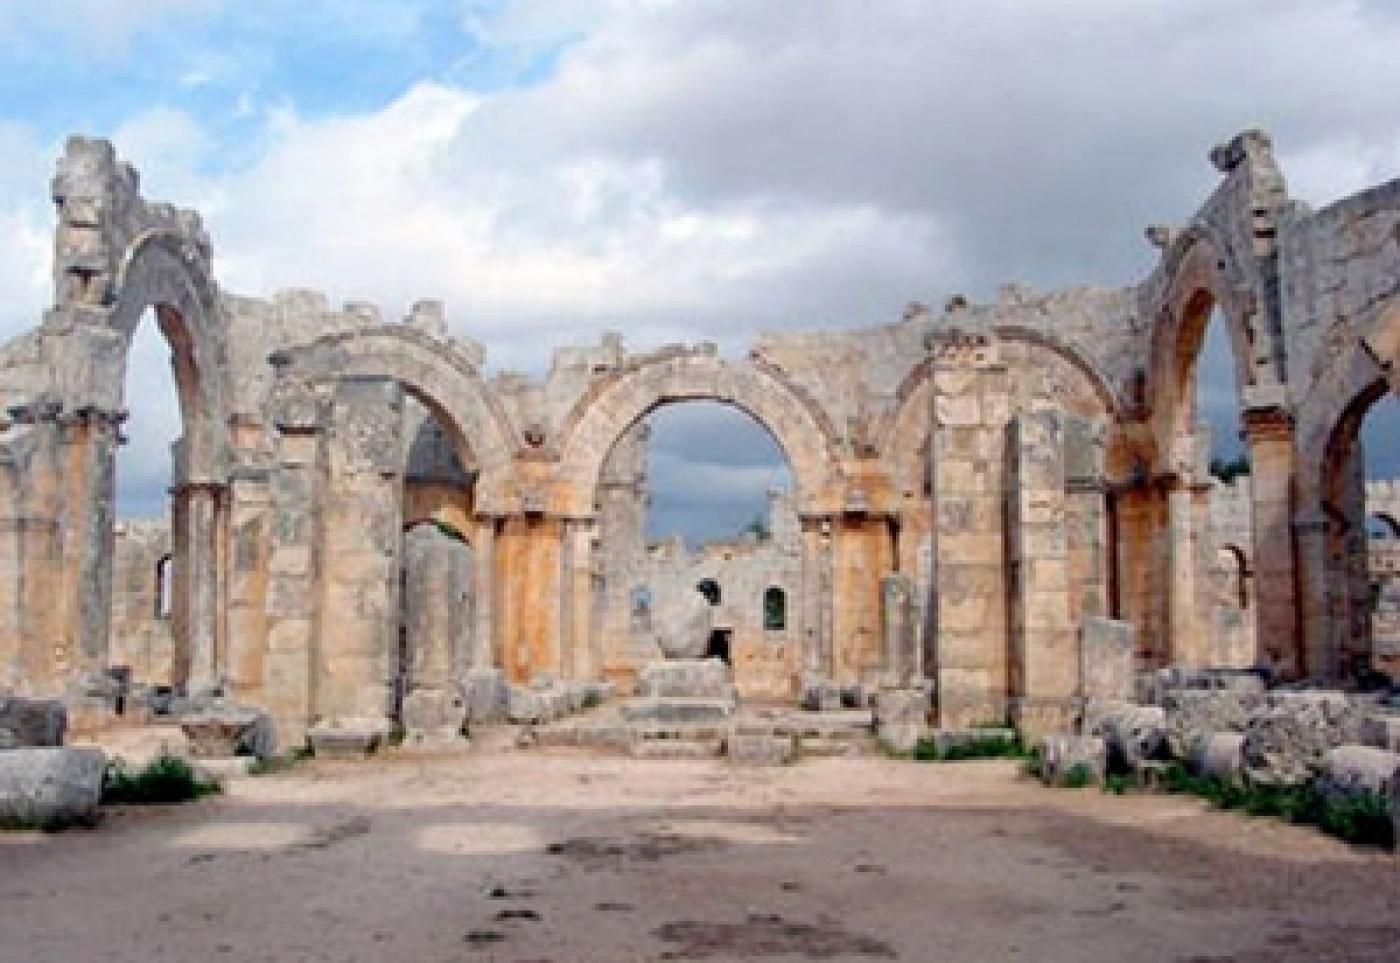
307 719 388 759
1083 702 1166 770
179 707 275 759
1191 732 1245 781
1320 745 1400 800
0 747 106 829
1242 690 1361 787
1359 713 1400 752
1037 734 1105 786
1163 689 1256 761
927 727 1018 757
727 731 797 766
0 696 67 749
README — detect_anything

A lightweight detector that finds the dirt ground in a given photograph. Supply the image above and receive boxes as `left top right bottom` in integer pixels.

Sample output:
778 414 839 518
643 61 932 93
2 736 1397 963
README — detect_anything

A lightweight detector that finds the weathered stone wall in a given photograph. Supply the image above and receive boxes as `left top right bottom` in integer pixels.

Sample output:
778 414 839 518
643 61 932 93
108 520 173 685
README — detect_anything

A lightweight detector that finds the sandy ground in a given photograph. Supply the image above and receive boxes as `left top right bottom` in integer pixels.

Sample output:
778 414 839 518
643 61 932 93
2 735 1397 963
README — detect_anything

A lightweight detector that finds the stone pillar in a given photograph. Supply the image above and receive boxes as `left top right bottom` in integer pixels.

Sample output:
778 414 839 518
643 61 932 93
177 482 223 693
1165 482 1196 667
561 517 596 681
262 399 325 745
880 573 916 686
10 415 65 693
1064 416 1109 623
1241 406 1299 676
0 442 21 687
926 329 1009 728
1006 411 1077 738
316 378 404 722
225 471 272 698
56 409 121 684
472 515 498 671
1293 504 1332 681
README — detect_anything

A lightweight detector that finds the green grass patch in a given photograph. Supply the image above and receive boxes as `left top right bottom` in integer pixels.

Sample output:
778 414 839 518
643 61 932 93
102 754 222 805
912 732 1027 762
246 746 313 776
1159 762 1393 850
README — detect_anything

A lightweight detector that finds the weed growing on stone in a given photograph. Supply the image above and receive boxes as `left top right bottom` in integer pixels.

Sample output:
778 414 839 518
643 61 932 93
912 733 1027 762
1157 762 1393 850
102 754 221 805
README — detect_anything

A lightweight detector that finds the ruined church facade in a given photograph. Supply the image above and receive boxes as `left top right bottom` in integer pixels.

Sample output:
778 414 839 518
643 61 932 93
2 130 1399 745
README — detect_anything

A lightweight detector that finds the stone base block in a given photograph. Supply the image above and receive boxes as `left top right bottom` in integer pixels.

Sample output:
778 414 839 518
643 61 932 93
1082 702 1166 770
620 697 736 724
874 688 929 753
1192 732 1245 781
1359 714 1400 752
638 659 732 699
308 719 389 759
727 731 797 766
0 697 68 749
799 675 842 712
1010 697 1078 743
1037 734 1105 787
928 727 1018 756
462 669 507 723
180 708 275 759
628 738 723 760
0 747 106 828
1320 745 1400 800
401 688 465 734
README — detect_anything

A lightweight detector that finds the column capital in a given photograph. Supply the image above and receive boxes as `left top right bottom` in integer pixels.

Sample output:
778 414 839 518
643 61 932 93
1240 404 1295 441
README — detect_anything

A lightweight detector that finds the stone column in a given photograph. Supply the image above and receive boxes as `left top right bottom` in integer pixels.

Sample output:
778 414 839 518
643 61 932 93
561 517 597 681
1006 411 1076 739
1165 479 1203 667
1293 503 1332 681
1241 405 1299 676
178 481 223 693
225 471 272 698
56 409 121 685
0 442 21 687
1064 416 1109 623
926 329 1009 728
880 573 915 686
472 515 498 671
316 378 404 722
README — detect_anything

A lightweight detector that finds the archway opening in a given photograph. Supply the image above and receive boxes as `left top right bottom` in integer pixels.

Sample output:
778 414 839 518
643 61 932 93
1322 385 1400 682
108 307 186 687
593 400 799 699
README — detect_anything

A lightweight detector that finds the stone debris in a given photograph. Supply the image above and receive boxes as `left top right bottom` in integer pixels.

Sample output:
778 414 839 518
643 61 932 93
1319 745 1400 800
873 688 928 753
0 747 106 828
179 706 275 759
0 697 68 749
1240 692 1362 787
1037 735 1106 786
1161 689 1258 761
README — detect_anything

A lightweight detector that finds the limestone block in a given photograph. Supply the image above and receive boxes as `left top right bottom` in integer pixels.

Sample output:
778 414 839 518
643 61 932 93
1319 745 1400 800
0 747 106 828
1140 667 1267 705
619 698 735 724
401 688 464 735
726 731 797 766
1163 690 1257 761
307 719 389 759
874 688 929 753
1192 732 1246 781
638 659 730 699
462 669 506 723
0 697 67 748
1241 691 1362 787
1084 702 1166 769
799 674 842 712
1037 734 1106 786
179 707 275 759
1359 713 1400 752
1079 618 1135 702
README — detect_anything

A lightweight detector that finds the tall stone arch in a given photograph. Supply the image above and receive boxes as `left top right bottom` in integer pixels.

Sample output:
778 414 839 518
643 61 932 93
553 349 844 517
273 325 519 514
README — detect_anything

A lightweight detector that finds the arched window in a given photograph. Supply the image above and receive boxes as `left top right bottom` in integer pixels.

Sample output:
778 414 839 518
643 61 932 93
630 585 653 616
697 578 721 606
763 586 786 631
154 554 173 620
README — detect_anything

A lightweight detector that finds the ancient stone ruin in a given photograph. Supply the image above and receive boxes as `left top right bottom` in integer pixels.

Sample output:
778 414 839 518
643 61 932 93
1 128 1399 765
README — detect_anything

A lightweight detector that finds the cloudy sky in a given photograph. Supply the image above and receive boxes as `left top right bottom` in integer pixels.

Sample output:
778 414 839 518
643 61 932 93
1 0 1398 532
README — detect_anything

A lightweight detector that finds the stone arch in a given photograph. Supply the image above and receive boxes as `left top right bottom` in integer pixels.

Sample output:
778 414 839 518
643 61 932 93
274 325 519 513
108 229 232 483
879 327 1117 496
554 351 842 516
1144 234 1260 472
